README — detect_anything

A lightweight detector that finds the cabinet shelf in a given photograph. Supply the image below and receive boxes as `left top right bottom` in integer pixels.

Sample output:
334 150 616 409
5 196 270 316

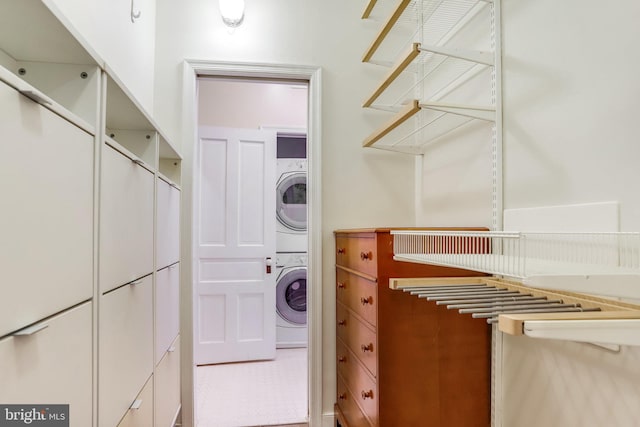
392 230 640 299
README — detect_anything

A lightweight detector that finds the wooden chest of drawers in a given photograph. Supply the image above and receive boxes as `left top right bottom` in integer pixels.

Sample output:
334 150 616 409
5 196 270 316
334 228 491 427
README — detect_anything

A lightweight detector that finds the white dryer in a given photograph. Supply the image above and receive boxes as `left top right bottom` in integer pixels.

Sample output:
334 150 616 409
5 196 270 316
275 252 307 348
276 158 307 253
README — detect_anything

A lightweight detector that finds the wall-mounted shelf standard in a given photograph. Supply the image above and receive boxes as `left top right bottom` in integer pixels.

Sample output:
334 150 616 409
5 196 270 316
392 230 640 299
360 0 500 154
391 277 640 347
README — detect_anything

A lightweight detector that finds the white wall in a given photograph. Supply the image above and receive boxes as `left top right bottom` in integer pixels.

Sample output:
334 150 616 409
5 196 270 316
198 78 307 129
154 0 417 424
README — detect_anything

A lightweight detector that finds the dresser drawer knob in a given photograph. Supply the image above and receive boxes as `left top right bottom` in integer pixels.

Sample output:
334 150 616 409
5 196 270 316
360 251 372 260
338 319 347 326
361 343 373 353
361 390 374 400
360 296 373 305
338 393 347 400
337 282 346 289
338 355 347 363
337 248 346 254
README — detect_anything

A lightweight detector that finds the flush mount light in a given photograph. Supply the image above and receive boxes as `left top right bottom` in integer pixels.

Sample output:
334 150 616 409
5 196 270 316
219 0 245 28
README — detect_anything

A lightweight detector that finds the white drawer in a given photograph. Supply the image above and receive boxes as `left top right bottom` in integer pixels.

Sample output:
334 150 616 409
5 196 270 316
0 301 92 427
155 263 180 364
117 375 153 427
0 80 93 337
100 144 154 293
156 177 181 269
155 335 181 427
99 276 153 427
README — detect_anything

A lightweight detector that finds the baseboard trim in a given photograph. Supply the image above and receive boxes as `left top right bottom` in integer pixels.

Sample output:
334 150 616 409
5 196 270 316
321 411 335 427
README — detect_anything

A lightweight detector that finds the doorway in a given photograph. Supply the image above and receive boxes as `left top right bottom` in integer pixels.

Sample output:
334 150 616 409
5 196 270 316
193 75 311 426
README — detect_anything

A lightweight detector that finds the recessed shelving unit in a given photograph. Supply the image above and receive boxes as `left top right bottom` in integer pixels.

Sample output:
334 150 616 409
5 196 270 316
360 0 500 154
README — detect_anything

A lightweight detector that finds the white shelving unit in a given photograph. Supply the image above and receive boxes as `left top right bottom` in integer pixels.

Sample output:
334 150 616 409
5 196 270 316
361 0 500 154
391 229 640 346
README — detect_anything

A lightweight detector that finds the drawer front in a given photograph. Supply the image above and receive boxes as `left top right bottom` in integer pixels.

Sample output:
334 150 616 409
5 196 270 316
335 235 377 277
336 302 377 377
336 338 378 426
99 276 154 427
0 81 94 337
155 335 182 427
117 375 154 427
100 144 154 293
336 269 377 327
0 301 92 427
155 263 180 364
337 375 374 427
156 177 181 270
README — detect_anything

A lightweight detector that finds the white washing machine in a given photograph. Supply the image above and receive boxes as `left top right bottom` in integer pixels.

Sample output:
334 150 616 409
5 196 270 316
275 252 307 348
276 158 307 253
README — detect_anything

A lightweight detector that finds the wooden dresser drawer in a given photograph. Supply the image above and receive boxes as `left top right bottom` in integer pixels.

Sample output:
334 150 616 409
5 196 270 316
337 375 374 427
336 338 378 426
336 302 377 377
335 234 377 277
336 268 377 327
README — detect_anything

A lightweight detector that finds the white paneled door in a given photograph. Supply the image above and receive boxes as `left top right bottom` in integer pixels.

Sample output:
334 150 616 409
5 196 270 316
195 127 277 365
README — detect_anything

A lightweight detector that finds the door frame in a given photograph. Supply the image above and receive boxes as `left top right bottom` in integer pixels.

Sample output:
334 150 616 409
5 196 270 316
179 60 322 427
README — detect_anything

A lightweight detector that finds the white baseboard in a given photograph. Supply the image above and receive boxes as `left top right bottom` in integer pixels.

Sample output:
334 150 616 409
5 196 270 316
320 411 335 427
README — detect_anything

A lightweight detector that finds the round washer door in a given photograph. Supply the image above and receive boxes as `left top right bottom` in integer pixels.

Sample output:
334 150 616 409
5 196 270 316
276 267 307 325
276 173 307 231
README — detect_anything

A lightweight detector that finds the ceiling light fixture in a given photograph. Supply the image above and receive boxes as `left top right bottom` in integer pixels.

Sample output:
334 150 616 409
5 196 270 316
219 0 245 28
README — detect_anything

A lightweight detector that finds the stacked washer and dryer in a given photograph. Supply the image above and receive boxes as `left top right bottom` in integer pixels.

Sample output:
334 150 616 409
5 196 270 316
275 134 308 348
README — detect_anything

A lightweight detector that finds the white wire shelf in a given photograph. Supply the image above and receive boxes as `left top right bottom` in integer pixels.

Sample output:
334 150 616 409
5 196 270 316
363 98 495 154
362 0 493 66
392 230 640 299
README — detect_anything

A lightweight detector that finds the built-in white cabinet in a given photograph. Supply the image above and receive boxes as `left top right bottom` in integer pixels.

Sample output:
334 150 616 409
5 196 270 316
157 178 181 269
155 336 181 427
100 143 155 293
99 276 154 427
118 375 154 427
1 3 182 427
155 264 181 364
0 78 94 338
0 301 93 427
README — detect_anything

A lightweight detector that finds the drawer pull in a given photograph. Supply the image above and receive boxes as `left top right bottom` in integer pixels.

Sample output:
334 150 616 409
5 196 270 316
168 346 177 353
360 296 373 305
338 355 347 363
338 319 347 326
360 251 373 261
130 279 143 286
361 390 374 400
132 158 144 166
338 393 347 400
13 323 49 337
361 343 374 353
130 399 143 410
337 282 346 289
337 248 346 254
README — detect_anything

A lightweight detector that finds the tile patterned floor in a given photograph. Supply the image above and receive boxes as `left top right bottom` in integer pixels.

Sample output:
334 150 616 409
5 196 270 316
196 348 308 427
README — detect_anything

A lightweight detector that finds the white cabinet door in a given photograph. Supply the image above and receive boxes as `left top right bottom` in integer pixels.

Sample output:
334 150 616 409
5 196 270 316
99 276 153 427
0 301 92 427
155 335 181 427
155 263 180 364
117 375 154 427
0 80 93 337
100 144 154 293
156 177 180 270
